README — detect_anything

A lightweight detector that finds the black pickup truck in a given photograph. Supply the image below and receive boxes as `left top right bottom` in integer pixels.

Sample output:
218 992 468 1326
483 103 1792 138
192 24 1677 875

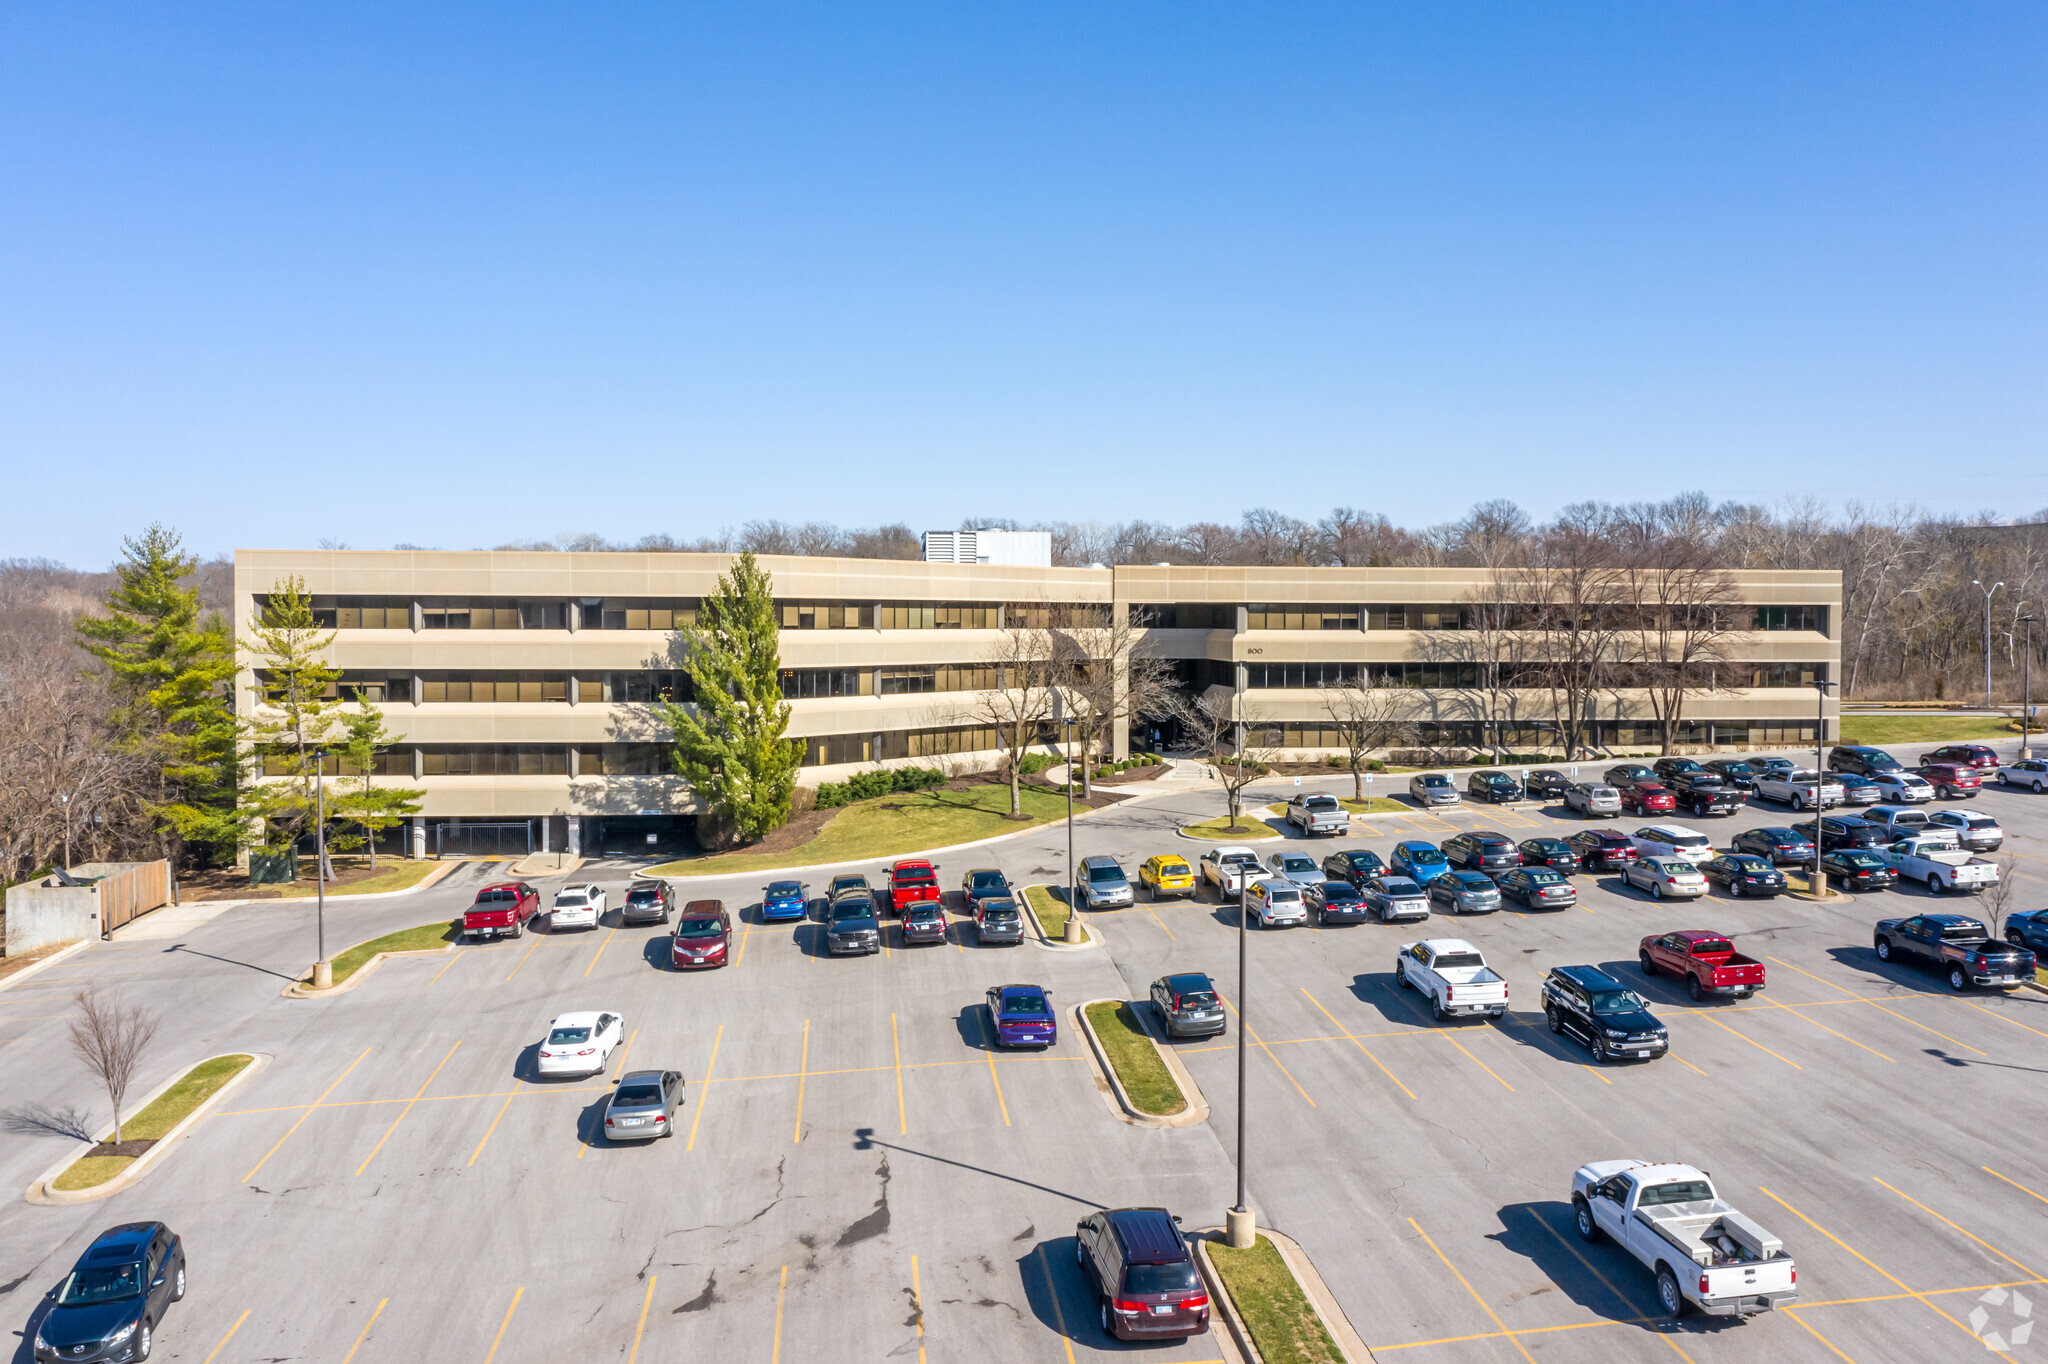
1665 773 1745 817
1873 914 2037 992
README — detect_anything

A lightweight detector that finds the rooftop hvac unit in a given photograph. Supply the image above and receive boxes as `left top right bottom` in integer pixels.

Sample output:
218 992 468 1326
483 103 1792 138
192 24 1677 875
920 529 1053 567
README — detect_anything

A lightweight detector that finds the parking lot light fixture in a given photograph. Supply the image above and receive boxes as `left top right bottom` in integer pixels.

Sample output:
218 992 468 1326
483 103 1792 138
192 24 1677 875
1972 581 2003 708
1226 674 1255 1249
1809 682 1832 898
312 749 332 990
2022 617 2038 760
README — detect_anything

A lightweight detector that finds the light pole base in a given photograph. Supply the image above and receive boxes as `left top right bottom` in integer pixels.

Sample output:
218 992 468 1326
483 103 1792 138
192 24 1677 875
1225 1206 1257 1249
1064 913 1085 945
312 959 333 990
2021 746 2034 760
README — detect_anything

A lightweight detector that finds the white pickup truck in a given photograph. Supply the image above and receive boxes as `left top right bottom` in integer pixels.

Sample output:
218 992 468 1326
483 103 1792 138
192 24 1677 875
1283 793 1350 837
1571 1160 1798 1318
1875 835 2002 895
1395 939 1509 1021
1752 768 1845 811
1198 846 1264 901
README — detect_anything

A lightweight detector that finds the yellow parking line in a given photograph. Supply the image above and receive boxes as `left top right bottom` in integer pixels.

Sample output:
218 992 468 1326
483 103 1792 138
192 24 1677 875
1758 1187 1976 1339
629 1275 655 1364
1983 1167 2048 1206
1035 1245 1079 1364
1784 1010 1894 1063
1408 1218 1537 1364
1441 1033 1514 1091
1522 1208 1695 1361
469 1092 517 1167
1875 1177 2041 1277
1498 1009 1610 1083
1298 989 1414 1100
483 1287 522 1364
1961 999 2048 1041
1697 1014 1800 1068
793 1019 810 1143
243 1046 370 1182
504 940 541 982
427 951 465 986
340 1298 387 1364
892 1012 908 1133
1219 991 1315 1106
910 1254 928 1364
737 920 752 967
1765 956 1987 1055
1668 1051 1709 1077
974 1009 1011 1126
686 1024 724 1151
1782 1307 1861 1363
201 1309 250 1364
1145 904 1177 940
356 1041 462 1175
582 928 617 978
772 1265 788 1364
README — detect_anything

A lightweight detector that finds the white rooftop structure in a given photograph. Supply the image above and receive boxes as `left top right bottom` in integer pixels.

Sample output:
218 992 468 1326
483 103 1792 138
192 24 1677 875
920 529 1053 567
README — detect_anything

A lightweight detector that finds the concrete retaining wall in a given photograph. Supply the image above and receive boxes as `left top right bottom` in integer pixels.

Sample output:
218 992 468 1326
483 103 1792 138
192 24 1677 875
4 881 98 955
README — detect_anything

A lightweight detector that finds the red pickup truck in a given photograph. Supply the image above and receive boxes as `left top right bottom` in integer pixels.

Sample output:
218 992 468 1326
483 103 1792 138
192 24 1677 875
464 882 541 941
1638 931 1767 1002
885 860 941 917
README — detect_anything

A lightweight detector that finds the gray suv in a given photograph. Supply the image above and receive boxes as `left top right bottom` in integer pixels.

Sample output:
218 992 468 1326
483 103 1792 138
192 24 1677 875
1150 972 1226 1039
1077 855 1134 910
619 879 673 926
603 1069 683 1141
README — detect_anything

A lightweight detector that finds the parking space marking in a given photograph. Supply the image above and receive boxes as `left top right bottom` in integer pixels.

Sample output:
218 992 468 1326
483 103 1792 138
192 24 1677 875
484 1287 522 1364
629 1275 655 1364
1406 1217 1538 1364
1779 1307 1861 1363
427 950 465 986
1982 1166 2048 1206
357 1041 462 1174
1696 1013 1800 1068
772 1264 788 1363
1959 999 2048 1042
892 1012 908 1133
910 1254 929 1364
1218 990 1315 1107
1875 1177 2041 1277
1666 1050 1708 1077
200 1309 249 1364
1145 903 1178 940
1781 1009 1894 1063
470 1091 519 1167
582 927 618 977
1763 956 1989 1055
1034 1244 1079 1364
973 1008 1013 1126
1757 1187 1978 1339
1521 1206 1695 1361
1298 989 1415 1100
243 1046 371 1182
793 1019 810 1143
686 1024 724 1151
1496 1010 1610 1083
340 1298 387 1364
504 940 541 981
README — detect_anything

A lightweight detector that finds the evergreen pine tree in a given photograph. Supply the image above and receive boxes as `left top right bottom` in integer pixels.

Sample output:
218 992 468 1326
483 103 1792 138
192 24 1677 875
331 699 425 870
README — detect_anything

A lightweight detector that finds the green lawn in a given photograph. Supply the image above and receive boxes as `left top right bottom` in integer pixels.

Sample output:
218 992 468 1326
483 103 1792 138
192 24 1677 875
648 783 1074 877
1082 1001 1186 1116
276 859 444 898
310 919 461 987
1838 715 2020 746
1022 885 1089 945
1182 813 1278 840
53 1054 255 1191
1263 797 1405 817
1206 1235 1343 1364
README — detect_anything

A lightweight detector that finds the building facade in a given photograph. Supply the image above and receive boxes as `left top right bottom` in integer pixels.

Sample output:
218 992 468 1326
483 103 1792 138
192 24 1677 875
234 550 1841 857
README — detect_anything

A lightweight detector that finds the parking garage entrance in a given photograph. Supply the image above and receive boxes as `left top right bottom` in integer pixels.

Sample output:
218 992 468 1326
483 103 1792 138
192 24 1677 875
433 821 534 858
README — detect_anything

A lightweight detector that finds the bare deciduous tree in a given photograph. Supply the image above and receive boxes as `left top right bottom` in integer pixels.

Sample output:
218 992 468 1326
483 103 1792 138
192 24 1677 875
1054 604 1178 799
1321 676 1414 799
68 991 160 1146
1621 556 1743 754
1172 688 1282 828
971 624 1061 818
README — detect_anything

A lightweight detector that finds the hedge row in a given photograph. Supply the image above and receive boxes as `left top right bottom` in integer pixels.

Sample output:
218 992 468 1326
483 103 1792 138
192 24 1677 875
814 767 949 808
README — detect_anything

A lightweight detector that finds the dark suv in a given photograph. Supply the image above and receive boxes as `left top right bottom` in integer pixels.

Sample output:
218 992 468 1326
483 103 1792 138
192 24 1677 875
34 1221 186 1364
1827 745 1903 776
620 879 674 926
1466 771 1524 803
1443 831 1521 872
1665 772 1744 817
1149 973 1226 1039
1651 757 1704 781
1542 966 1668 1064
1074 1207 1210 1342
1817 816 1887 852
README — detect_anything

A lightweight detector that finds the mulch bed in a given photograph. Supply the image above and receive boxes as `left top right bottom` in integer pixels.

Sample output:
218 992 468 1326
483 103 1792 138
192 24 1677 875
84 1139 157 1159
1088 764 1169 786
177 858 409 903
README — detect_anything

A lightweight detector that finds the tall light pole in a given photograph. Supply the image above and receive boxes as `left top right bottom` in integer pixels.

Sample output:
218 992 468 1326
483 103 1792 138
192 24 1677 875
1972 580 2003 708
311 749 333 989
1809 679 1832 897
1227 672 1254 1249
58 794 71 872
2022 617 2039 760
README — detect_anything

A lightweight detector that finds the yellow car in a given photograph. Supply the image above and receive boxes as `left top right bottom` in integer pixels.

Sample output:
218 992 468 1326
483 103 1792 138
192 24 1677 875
1138 855 1197 901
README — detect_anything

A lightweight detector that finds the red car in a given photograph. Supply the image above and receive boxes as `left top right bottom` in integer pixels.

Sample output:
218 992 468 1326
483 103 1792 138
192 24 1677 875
670 900 731 969
1920 743 2002 770
1618 781 1677 815
463 882 541 941
1917 762 1982 798
886 860 941 916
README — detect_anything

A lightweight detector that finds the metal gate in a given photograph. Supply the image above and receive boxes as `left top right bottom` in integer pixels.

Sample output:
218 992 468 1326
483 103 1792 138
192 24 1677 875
433 822 534 857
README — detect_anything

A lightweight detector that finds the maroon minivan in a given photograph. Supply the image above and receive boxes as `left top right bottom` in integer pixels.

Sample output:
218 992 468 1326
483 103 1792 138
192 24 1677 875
1074 1207 1210 1342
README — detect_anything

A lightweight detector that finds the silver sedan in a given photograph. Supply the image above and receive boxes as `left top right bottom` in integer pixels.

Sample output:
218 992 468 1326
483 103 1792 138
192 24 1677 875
1621 856 1709 900
602 1069 683 1141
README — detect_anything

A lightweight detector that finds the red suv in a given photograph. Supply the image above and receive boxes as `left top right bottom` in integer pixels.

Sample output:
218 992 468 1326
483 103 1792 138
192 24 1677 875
1618 781 1677 815
463 882 541 941
1917 763 1982 799
1921 744 2001 771
886 860 941 916
1074 1207 1210 1343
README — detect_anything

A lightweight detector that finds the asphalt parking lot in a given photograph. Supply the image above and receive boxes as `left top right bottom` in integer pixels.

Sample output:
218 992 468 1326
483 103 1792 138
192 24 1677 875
5 745 2048 1363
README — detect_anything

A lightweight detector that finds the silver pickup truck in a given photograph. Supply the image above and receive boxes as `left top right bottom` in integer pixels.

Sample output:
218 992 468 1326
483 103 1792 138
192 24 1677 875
1875 835 2001 895
1283 793 1350 837
1572 1160 1798 1318
1752 768 1845 812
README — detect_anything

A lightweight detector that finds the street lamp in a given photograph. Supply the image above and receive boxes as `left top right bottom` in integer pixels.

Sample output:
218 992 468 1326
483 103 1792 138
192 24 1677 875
1226 675 1255 1250
1808 679 1832 898
58 794 71 872
2022 617 2039 760
311 749 333 989
1972 581 2004 708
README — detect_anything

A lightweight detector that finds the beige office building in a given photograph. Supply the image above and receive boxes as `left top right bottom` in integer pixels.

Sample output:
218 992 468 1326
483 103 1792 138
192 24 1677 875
234 550 1841 857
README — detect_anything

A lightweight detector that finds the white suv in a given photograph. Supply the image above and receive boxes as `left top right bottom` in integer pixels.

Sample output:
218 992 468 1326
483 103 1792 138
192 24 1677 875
1629 826 1714 859
550 883 606 931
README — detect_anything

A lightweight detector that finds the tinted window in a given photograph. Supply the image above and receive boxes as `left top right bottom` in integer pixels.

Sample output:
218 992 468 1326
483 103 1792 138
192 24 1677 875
1589 989 1648 1013
981 907 1019 922
971 873 1007 891
1125 1261 1200 1294
1660 861 1698 875
1002 994 1049 1015
1419 775 1450 787
1639 1180 1714 1206
1689 939 1733 955
1320 882 1361 900
56 1262 144 1305
829 902 873 922
627 889 662 903
1278 855 1316 873
904 906 942 923
1303 796 1338 810
1839 853 1884 869
1176 991 1218 1007
614 1085 663 1106
1433 952 1485 969
1523 870 1565 885
1088 865 1126 883
1940 923 1988 941
674 918 724 938
548 1026 592 1044
1404 847 1445 866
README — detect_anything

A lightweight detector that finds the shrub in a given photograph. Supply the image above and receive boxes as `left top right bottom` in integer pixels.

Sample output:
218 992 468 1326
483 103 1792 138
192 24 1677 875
1367 759 1387 773
1018 753 1060 776
814 767 948 809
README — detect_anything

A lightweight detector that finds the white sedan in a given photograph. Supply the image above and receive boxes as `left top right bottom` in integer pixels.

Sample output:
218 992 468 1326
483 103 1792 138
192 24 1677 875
538 1011 625 1079
550 883 606 931
1622 856 1708 899
1870 771 1935 804
1244 878 1309 928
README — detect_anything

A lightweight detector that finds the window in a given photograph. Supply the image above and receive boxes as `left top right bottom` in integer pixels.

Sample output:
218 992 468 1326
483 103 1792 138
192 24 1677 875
594 671 693 703
584 744 673 775
420 746 571 775
1129 603 1233 629
520 601 568 629
1244 723 1350 748
895 724 1001 758
803 733 875 767
1246 604 1358 630
1753 605 1829 632
781 668 870 699
1746 663 1828 689
420 599 523 629
261 671 413 704
1244 662 1363 689
778 600 874 629
879 664 997 695
1366 604 1471 630
305 596 413 629
878 602 999 629
1006 602 1109 629
595 599 700 630
417 672 571 702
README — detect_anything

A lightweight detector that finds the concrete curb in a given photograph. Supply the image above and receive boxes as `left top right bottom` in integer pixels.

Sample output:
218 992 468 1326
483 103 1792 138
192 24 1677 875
1194 1225 1376 1364
281 942 457 999
1019 886 1096 951
1073 998 1208 1129
26 1052 271 1206
0 939 93 996
1176 824 1283 843
512 853 584 878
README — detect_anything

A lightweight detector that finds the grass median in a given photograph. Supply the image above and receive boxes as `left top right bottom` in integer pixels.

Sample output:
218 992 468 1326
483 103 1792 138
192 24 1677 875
1263 797 1407 817
1022 885 1089 945
53 1054 255 1192
1082 1001 1185 1116
1181 813 1277 840
1838 715 2020 745
1205 1234 1343 1364
277 859 443 898
306 919 462 987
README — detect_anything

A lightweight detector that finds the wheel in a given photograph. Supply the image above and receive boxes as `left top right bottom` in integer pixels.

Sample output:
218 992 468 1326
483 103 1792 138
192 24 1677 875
1729 878 1744 899
1950 965 1968 992
1431 994 1448 1022
1651 881 1664 899
1931 876 1948 896
172 1264 185 1301
2035 779 2046 793
1592 1034 1611 1063
1074 1237 1087 1267
1397 963 1413 988
1657 1266 1686 1316
1545 1004 1563 1034
1875 937 1892 961
2011 932 2027 949
510 919 522 939
1575 1198 1602 1243
1640 951 1656 976
1687 974 1703 1003
1100 1298 1115 1339
1792 795 1806 811
136 1321 152 1360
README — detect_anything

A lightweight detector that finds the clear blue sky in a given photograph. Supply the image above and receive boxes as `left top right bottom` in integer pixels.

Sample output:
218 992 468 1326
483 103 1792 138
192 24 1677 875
3 3 2042 565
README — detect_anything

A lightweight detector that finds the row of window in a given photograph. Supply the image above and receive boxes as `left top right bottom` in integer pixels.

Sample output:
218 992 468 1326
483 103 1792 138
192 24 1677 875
1236 719 1823 749
1248 604 1360 631
1242 661 1832 690
1130 604 1237 630
260 745 674 777
802 723 1007 766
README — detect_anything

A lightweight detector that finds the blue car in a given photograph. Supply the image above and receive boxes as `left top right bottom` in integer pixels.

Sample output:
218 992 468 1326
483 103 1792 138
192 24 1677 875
986 983 1057 1048
33 1221 186 1363
760 880 809 922
1390 840 1451 886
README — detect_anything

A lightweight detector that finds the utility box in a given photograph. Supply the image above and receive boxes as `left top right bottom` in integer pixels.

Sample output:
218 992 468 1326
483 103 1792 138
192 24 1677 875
920 529 1053 566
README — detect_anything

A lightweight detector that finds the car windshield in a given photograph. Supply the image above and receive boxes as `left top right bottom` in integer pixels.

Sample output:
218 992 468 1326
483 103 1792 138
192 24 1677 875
675 918 723 938
555 894 587 906
1265 886 1301 902
1523 870 1565 885
55 1261 144 1306
1126 1261 1200 1295
1689 939 1733 955
1343 853 1383 870
767 882 801 896
1589 989 1649 1014
614 1084 663 1107
1278 855 1315 873
1528 841 1569 856
1434 952 1485 969
1640 1179 1714 1206
548 1026 592 1045
1175 990 1218 1007
828 879 866 895
1453 874 1494 891
1320 882 1361 899
829 902 873 922
1730 856 1770 871
1002 994 1049 1015
1380 878 1422 895
627 889 661 902
905 906 942 923
1419 774 1450 787
1404 848 1445 866
1940 923 1988 941
1155 861 1189 875
895 872 937 886
971 872 1008 891
1221 853 1258 868
1088 865 1125 883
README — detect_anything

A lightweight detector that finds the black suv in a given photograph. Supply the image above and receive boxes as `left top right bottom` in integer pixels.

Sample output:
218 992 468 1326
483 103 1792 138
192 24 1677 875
1665 772 1744 817
1466 771 1524 803
620 879 674 926
1817 816 1888 852
1149 973 1226 1039
1320 849 1386 887
34 1221 186 1363
1542 966 1668 1064
1651 757 1704 781
825 893 882 955
1074 1207 1210 1342
1827 745 1903 776
1443 831 1521 872
1703 758 1760 788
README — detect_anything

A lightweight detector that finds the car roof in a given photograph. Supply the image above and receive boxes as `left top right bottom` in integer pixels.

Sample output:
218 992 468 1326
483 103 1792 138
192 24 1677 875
87 1223 158 1256
1553 964 1624 988
1276 850 1315 861
1522 836 1569 847
617 1068 667 1085
1394 839 1437 851
681 900 724 914
479 881 529 894
765 880 803 893
1080 854 1120 867
996 982 1046 997
969 867 1007 876
1469 829 1513 841
1149 854 1188 864
1417 937 1479 954
1212 845 1257 857
1377 875 1422 889
1163 972 1214 991
1319 878 1362 892
1921 914 1982 927
551 1011 605 1026
1450 871 1494 886
1104 1207 1186 1261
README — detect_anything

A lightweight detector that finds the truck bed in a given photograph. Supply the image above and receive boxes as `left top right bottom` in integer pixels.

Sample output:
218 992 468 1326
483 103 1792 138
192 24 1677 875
1635 1201 1784 1268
